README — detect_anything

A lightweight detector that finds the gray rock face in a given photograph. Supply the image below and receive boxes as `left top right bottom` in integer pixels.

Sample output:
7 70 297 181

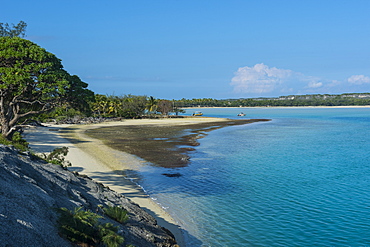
0 145 177 247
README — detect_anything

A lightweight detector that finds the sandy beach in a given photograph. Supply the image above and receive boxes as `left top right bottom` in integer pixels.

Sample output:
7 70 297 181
24 117 266 246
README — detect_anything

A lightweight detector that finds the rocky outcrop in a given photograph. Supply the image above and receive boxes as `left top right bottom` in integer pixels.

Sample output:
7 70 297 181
0 145 177 247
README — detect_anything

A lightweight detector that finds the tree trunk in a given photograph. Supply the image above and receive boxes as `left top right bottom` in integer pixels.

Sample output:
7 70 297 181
0 118 12 140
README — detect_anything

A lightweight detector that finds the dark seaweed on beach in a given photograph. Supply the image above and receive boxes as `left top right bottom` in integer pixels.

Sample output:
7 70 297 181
85 119 269 168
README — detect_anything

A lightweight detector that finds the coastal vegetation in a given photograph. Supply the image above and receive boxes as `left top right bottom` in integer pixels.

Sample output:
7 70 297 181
0 20 27 37
39 146 72 168
0 36 93 140
57 207 125 247
0 22 179 247
0 131 28 151
103 205 129 224
173 93 370 107
89 95 184 119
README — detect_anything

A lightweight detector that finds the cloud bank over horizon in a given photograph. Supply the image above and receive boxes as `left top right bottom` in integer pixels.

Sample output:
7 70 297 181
231 63 370 97
347 75 370 85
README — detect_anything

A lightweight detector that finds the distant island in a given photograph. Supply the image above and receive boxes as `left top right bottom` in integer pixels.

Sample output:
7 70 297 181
174 93 370 107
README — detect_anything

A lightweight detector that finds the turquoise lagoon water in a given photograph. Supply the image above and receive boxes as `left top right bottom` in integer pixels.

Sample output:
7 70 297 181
131 108 370 246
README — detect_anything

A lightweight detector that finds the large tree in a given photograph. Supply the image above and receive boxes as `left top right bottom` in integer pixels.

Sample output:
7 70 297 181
157 100 173 115
0 37 88 139
62 74 94 114
121 94 147 118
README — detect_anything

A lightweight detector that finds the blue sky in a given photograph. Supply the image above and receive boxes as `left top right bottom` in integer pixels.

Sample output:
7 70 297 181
4 0 370 99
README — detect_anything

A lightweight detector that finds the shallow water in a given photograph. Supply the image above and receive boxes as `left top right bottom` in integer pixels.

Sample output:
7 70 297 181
129 108 370 246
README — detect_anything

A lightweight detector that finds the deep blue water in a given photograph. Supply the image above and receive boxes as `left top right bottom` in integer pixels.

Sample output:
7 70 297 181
135 108 370 246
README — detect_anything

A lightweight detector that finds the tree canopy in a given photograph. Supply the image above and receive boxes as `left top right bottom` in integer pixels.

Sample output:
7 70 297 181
0 37 93 139
157 100 173 115
0 21 27 37
62 74 94 113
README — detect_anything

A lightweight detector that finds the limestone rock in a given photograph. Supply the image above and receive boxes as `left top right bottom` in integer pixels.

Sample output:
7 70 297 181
0 145 177 247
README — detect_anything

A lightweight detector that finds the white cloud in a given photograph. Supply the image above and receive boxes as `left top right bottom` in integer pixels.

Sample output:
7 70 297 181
230 63 370 96
303 76 323 88
347 75 370 85
230 63 293 93
307 81 323 88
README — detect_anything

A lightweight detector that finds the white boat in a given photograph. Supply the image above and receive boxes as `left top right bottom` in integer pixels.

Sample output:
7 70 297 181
237 112 246 116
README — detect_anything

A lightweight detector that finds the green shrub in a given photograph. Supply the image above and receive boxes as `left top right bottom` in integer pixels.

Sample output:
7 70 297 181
99 223 124 247
0 132 29 151
11 132 29 151
121 109 137 119
35 106 87 122
40 146 71 168
0 135 13 146
103 205 129 224
57 207 125 247
57 207 101 245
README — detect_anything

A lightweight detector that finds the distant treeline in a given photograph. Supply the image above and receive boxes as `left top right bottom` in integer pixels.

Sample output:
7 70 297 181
174 93 370 107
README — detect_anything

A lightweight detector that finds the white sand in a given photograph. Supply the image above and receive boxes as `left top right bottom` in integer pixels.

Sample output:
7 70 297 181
24 117 231 246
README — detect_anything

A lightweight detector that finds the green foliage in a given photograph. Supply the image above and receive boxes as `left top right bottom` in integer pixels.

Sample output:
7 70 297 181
173 106 186 116
0 131 29 151
57 207 101 244
0 36 93 139
40 146 71 168
146 96 158 114
53 107 83 119
35 107 86 122
91 94 148 119
0 21 27 37
122 94 147 118
57 207 125 247
157 100 173 115
11 132 29 151
121 109 137 119
0 37 68 139
0 135 13 146
174 93 370 108
89 94 184 119
103 205 129 224
61 74 95 115
99 223 124 247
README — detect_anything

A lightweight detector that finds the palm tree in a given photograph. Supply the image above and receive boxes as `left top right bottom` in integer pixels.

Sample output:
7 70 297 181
107 96 121 117
92 94 109 117
146 96 158 115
